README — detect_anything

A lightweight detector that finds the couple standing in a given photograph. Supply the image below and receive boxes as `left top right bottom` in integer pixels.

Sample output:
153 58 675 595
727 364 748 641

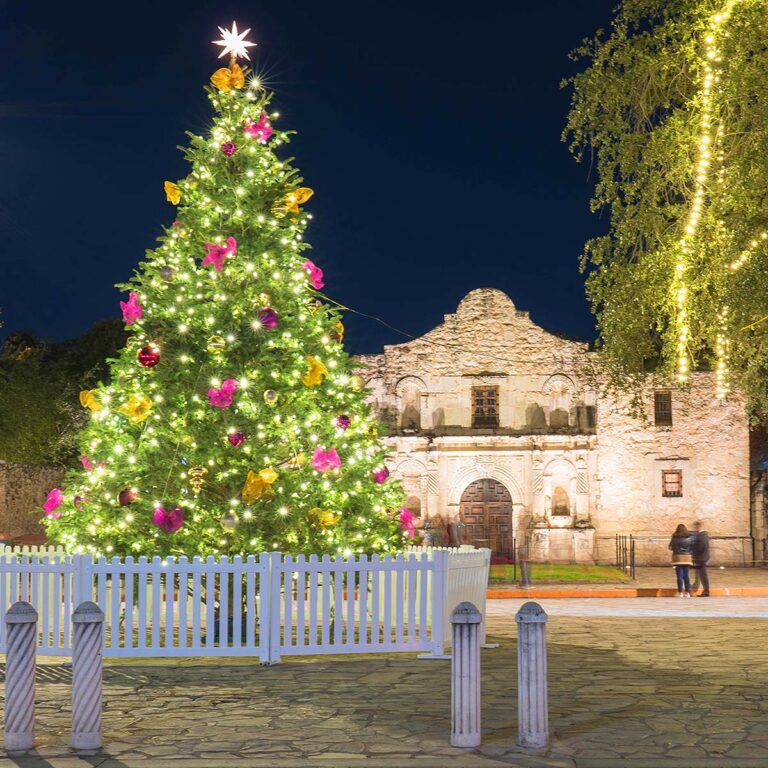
669 521 710 597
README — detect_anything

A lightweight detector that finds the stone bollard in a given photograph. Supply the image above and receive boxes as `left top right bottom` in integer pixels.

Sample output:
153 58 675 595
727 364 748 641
450 601 482 748
516 601 548 748
4 601 38 753
71 601 104 751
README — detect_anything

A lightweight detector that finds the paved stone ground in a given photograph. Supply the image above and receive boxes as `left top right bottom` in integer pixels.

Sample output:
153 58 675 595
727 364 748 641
488 596 768 618
3 605 768 767
493 565 768 591
631 566 768 588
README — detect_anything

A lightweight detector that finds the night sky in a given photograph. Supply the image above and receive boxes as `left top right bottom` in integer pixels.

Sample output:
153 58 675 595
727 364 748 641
1 0 615 354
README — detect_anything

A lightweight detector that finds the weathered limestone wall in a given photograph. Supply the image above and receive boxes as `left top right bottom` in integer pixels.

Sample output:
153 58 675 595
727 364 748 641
360 288 596 434
358 287 753 565
595 378 751 565
0 461 62 538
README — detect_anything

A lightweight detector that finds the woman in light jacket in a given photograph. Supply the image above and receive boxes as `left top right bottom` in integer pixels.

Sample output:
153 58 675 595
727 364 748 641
669 523 694 597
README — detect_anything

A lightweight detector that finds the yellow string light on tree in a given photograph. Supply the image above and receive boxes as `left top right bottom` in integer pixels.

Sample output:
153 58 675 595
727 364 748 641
674 1 738 384
715 305 731 399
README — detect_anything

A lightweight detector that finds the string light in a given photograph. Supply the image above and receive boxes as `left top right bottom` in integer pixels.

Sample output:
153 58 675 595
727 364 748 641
715 306 730 399
730 231 768 271
674 2 738 384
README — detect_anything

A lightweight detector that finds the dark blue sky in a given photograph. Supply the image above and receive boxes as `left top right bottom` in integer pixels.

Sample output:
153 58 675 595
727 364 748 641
1 1 614 354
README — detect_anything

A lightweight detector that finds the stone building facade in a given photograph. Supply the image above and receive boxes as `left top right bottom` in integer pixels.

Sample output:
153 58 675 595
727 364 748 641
359 289 753 565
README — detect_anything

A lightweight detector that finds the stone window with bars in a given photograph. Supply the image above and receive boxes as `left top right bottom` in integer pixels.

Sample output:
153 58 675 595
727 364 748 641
662 469 683 498
472 386 500 428
654 391 673 427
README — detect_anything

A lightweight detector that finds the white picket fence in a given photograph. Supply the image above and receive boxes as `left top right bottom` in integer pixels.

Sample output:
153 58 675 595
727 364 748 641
0 546 490 663
404 545 491 646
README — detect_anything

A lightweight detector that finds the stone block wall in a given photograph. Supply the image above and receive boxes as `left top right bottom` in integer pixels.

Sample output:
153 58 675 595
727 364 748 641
358 287 755 566
595 376 750 545
0 461 62 539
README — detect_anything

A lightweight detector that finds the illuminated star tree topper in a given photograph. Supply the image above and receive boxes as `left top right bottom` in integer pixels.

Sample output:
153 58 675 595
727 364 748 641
213 22 257 60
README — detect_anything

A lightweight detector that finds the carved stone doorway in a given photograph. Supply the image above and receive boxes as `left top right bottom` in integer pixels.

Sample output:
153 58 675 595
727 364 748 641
459 478 513 557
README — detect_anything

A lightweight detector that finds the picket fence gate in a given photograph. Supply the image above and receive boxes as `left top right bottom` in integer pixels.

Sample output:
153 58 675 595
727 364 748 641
0 546 490 664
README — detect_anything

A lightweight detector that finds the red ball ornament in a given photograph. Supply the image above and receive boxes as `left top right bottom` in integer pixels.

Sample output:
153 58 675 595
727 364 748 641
119 488 139 506
138 343 161 368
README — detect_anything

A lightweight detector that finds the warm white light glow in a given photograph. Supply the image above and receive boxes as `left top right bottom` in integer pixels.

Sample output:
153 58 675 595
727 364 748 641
674 2 737 384
213 22 257 60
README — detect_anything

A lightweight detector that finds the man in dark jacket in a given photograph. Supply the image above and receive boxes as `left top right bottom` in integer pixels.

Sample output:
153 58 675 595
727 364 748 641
691 521 711 596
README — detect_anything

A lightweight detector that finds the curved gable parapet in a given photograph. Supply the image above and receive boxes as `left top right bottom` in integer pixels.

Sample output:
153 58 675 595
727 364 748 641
374 289 591 378
455 288 517 318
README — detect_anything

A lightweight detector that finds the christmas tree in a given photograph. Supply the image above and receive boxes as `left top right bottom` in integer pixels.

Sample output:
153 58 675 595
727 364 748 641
43 24 408 559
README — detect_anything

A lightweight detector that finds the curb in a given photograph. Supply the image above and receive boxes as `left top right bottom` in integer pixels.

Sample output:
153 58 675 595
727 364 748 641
487 586 768 599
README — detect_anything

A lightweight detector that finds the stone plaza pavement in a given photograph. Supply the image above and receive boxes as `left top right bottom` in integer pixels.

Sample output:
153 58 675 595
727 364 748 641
3 598 768 768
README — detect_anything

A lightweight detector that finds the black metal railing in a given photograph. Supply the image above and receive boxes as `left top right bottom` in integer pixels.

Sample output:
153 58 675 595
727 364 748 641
615 534 636 580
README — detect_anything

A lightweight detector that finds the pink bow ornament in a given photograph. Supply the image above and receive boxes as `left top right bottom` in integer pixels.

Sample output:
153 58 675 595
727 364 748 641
311 447 342 473
152 506 184 534
302 260 325 290
120 292 143 325
373 466 390 484
208 378 238 408
243 113 273 144
202 236 237 272
43 488 63 519
398 508 416 538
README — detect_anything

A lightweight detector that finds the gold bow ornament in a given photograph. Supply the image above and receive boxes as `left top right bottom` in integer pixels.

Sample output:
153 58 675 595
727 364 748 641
274 187 314 216
242 467 279 503
79 389 103 413
311 508 340 528
330 321 344 343
119 393 152 424
210 62 245 92
302 355 328 388
164 181 182 205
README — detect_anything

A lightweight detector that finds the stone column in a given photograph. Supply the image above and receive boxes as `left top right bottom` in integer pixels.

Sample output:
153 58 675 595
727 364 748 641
71 601 104 750
4 601 37 753
450 601 482 748
516 601 548 748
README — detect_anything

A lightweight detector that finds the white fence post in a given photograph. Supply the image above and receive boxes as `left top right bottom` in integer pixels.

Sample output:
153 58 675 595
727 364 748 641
71 601 104 751
516 601 548 748
417 550 449 659
267 552 283 665
450 601 482 748
4 601 37 753
73 555 94 605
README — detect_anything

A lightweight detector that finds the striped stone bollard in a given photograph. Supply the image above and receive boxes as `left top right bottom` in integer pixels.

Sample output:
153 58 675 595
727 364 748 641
4 601 38 753
516 601 548 748
71 601 104 751
450 601 482 748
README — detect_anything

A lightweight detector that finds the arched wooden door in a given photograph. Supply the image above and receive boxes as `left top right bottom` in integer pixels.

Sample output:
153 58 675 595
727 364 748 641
459 478 513 556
